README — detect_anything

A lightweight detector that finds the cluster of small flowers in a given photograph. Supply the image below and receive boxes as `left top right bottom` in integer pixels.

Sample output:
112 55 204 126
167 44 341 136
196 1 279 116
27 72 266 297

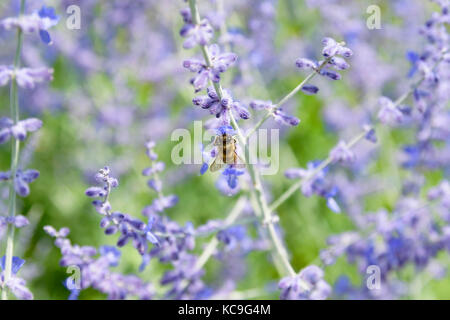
320 196 450 298
179 1 358 301
248 37 353 128
180 4 250 128
138 142 208 298
285 162 341 213
278 265 331 300
0 66 54 89
249 100 300 127
141 141 178 216
179 7 213 49
283 129 372 216
314 0 450 299
0 4 58 300
0 256 33 299
0 6 59 45
43 226 154 299
85 166 160 255
184 45 237 92
296 37 353 83
81 144 208 299
0 169 39 197
192 87 249 125
0 117 42 144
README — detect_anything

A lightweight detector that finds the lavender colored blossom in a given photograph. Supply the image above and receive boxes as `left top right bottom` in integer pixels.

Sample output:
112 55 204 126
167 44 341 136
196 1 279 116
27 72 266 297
0 6 59 45
329 56 350 70
278 265 331 300
217 225 247 250
322 37 353 58
364 125 377 143
0 215 29 238
43 226 70 238
329 141 356 164
44 227 154 299
0 256 33 300
319 68 342 80
249 100 300 126
377 96 404 125
0 117 43 143
295 58 318 70
179 8 213 49
0 67 54 89
193 87 250 124
222 166 245 189
301 84 319 95
0 169 40 197
285 161 342 213
184 44 237 92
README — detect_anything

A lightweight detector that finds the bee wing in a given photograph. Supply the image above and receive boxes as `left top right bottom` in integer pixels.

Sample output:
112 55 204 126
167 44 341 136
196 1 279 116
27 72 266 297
233 153 246 169
213 135 222 146
210 156 225 172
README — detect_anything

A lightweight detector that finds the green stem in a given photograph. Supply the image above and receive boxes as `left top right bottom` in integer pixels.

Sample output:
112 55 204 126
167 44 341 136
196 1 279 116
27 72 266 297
269 130 367 212
187 0 298 279
245 56 333 140
175 196 247 297
2 0 26 301
268 48 449 214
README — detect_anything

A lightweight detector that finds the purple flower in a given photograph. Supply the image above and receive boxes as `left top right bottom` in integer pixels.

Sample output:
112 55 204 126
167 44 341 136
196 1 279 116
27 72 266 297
319 68 342 80
278 265 331 300
45 228 154 299
329 141 356 164
406 51 420 77
0 256 33 300
142 162 165 176
43 226 70 238
327 197 341 214
0 66 13 86
325 188 341 214
14 68 54 89
322 37 353 58
273 109 300 126
217 125 235 136
0 117 43 143
250 99 299 126
184 44 237 92
285 162 326 195
145 141 158 161
249 100 274 111
295 58 318 70
99 246 121 267
193 87 250 124
301 84 319 95
217 225 247 250
364 125 377 143
142 195 179 216
377 96 403 125
222 166 244 189
0 6 59 45
147 179 162 193
329 56 350 70
85 187 107 198
0 215 29 236
37 6 60 45
1 169 41 197
144 217 159 245
179 9 213 49
200 162 209 175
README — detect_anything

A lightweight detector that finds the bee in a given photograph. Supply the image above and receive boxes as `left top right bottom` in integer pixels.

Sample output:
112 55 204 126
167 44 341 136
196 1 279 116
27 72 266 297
210 133 246 172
